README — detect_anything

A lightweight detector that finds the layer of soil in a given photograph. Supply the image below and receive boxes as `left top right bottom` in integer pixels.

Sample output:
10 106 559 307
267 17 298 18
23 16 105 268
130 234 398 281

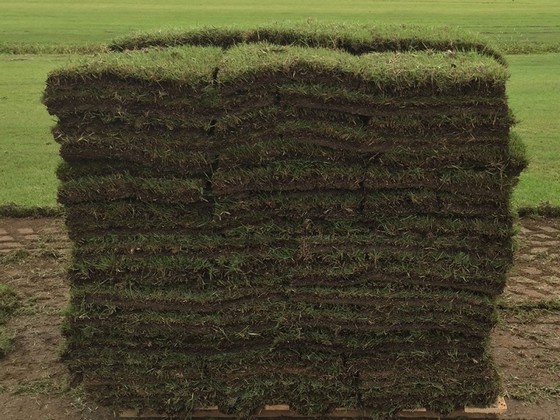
0 217 558 419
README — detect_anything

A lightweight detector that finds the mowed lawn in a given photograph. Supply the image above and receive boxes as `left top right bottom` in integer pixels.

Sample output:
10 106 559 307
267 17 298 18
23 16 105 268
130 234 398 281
0 55 67 206
509 54 560 208
0 0 559 208
1 0 559 49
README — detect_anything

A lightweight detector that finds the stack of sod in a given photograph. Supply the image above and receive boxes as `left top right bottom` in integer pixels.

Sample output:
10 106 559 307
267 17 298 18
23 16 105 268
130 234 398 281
43 22 526 418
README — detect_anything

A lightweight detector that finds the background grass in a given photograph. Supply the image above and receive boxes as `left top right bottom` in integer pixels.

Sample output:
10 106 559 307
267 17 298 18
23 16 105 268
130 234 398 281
1 0 559 51
0 0 558 208
509 54 560 208
0 55 68 206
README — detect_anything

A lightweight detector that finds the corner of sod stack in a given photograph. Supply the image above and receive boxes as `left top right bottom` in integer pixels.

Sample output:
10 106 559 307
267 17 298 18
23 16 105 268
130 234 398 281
43 21 526 418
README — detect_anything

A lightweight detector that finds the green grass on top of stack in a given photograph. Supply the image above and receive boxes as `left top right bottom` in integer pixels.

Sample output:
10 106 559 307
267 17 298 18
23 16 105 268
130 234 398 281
108 21 505 64
44 45 223 91
216 43 507 95
44 42 509 112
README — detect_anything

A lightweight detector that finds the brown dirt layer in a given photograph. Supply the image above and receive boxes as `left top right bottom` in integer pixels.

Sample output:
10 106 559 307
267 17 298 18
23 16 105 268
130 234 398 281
0 216 558 419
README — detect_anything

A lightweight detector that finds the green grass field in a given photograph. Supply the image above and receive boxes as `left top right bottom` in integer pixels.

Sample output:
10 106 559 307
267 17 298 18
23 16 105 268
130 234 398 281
509 54 560 208
0 55 68 206
1 0 560 51
0 0 558 208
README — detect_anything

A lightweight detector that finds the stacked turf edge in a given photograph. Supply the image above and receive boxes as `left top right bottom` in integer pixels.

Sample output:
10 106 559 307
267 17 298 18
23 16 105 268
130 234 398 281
43 22 526 418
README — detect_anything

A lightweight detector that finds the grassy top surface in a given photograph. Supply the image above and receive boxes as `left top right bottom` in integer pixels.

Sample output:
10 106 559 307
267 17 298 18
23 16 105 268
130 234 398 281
45 43 508 95
219 43 508 91
45 23 508 92
46 46 223 87
108 21 505 63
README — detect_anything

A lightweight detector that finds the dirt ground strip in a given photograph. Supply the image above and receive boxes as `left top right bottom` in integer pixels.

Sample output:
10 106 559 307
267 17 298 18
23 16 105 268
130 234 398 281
0 217 558 420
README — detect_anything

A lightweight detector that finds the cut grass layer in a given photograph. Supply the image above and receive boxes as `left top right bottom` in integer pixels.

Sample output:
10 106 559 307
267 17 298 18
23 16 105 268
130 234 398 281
364 166 519 194
58 110 512 155
64 315 495 352
109 22 505 64
67 308 496 337
49 106 214 132
214 188 512 226
68 277 496 309
365 112 512 137
216 43 508 96
213 190 512 224
77 360 493 392
213 161 520 196
278 83 508 112
83 369 498 417
212 160 364 194
70 247 511 296
68 264 508 296
58 141 211 177
63 214 514 243
217 134 526 171
340 214 515 239
71 246 512 276
44 44 508 99
364 190 512 219
66 349 493 395
65 329 488 362
64 202 213 236
56 159 200 182
83 376 490 418
213 101 510 134
72 229 511 262
44 88 511 131
45 45 222 89
58 175 205 205
215 119 513 157
54 109 211 132
44 91 219 129
216 114 513 152
218 139 375 169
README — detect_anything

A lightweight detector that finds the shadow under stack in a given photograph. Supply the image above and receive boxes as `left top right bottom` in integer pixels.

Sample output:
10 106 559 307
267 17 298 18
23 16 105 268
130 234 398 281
43 23 526 419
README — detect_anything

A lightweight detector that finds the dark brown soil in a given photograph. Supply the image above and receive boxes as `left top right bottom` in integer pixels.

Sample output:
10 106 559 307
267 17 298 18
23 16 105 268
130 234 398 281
0 217 558 419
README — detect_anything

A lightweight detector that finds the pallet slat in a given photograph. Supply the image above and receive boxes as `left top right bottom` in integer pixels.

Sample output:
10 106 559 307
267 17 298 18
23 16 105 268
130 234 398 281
119 396 506 419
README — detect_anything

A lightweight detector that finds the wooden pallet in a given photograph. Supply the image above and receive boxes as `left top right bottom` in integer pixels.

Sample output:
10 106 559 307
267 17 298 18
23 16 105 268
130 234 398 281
120 396 506 419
